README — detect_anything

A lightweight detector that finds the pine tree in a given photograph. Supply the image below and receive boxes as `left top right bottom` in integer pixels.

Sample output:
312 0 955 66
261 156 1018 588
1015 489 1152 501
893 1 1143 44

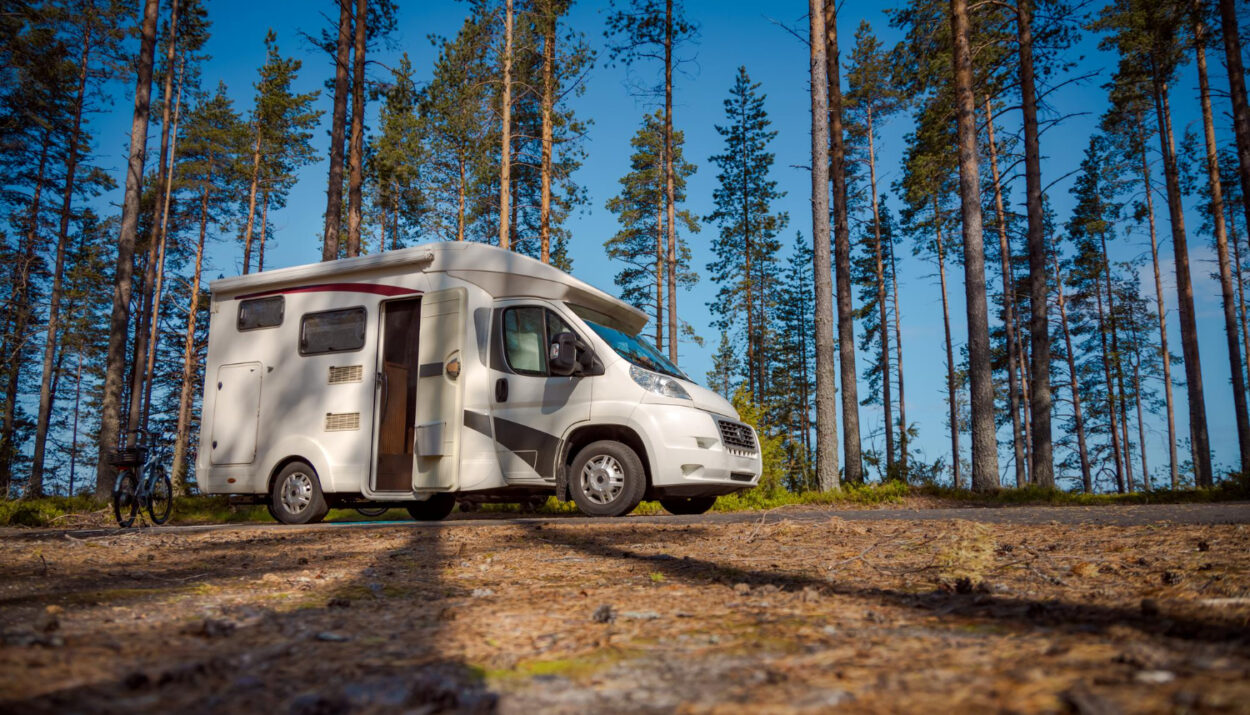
605 111 698 346
771 233 816 490
369 53 423 252
705 67 786 407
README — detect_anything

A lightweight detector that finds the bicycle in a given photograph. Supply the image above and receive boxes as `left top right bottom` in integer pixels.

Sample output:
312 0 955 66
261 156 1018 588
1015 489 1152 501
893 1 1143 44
110 428 173 528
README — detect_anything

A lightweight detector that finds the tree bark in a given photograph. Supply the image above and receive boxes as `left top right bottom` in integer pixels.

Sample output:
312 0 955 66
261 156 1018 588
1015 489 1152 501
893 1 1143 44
323 0 352 261
1016 0 1053 489
1135 112 1179 488
95 0 161 500
540 2 555 264
984 97 1027 488
1100 235 1134 491
664 0 678 364
1130 318 1151 490
241 130 263 273
1153 70 1213 487
346 0 365 257
655 151 665 351
1092 248 1126 493
1219 0 1250 377
950 0 1000 491
498 0 514 251
1054 258 1092 492
170 182 209 494
1195 7 1250 470
1231 201 1250 404
258 188 269 272
30 14 96 494
825 0 862 484
810 0 839 491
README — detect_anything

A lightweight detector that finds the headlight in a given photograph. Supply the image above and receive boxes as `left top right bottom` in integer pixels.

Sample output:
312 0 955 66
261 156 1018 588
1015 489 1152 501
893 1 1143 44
630 365 691 400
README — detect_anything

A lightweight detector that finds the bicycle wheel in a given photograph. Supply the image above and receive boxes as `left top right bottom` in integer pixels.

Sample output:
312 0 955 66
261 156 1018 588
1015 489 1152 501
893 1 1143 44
147 468 173 525
113 470 139 528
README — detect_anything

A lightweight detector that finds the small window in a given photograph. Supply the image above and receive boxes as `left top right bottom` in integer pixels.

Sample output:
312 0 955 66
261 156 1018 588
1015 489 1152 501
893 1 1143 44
237 296 284 331
300 307 366 355
503 307 547 375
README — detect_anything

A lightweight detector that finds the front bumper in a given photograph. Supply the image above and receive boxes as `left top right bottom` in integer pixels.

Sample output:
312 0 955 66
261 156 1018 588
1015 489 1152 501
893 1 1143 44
632 404 763 493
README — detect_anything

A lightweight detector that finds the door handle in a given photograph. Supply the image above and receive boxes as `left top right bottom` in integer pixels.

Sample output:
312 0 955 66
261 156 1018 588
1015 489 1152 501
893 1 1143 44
495 378 508 403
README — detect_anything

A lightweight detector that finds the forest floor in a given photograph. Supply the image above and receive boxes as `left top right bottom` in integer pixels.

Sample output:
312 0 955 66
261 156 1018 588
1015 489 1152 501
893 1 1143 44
0 504 1248 713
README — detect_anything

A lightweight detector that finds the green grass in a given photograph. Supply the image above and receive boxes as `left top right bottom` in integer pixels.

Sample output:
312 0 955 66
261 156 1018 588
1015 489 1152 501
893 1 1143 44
2 477 1246 528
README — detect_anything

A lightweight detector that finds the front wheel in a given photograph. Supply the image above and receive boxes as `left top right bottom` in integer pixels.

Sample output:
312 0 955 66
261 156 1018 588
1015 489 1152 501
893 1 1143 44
147 469 173 524
569 440 646 517
406 493 456 521
660 496 717 516
113 470 139 528
269 461 329 525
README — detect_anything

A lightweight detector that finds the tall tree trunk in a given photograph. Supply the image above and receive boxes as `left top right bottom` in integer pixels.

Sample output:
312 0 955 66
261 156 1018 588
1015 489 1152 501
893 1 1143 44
3 138 49 496
655 158 664 351
810 0 839 491
950 0 1000 491
1153 69 1213 487
1130 317 1151 490
866 107 894 476
323 0 352 261
498 0 514 250
1135 112 1179 488
258 188 270 272
825 0 862 484
69 350 83 495
1195 8 1250 470
142 60 184 426
241 130 263 273
1219 0 1250 375
664 0 678 364
346 0 366 257
936 214 961 489
742 96 756 402
457 156 466 242
30 14 96 494
984 97 1027 488
170 182 210 494
1098 234 1134 490
540 3 555 264
1231 201 1250 402
1016 0 1053 489
1055 258 1092 492
95 0 161 499
1092 250 1126 493
889 226 907 475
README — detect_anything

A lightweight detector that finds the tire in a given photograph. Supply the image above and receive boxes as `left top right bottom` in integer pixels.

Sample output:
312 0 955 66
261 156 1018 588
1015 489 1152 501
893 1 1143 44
113 470 139 528
147 469 173 524
355 506 389 517
569 440 645 517
406 492 456 521
269 461 329 525
660 496 717 516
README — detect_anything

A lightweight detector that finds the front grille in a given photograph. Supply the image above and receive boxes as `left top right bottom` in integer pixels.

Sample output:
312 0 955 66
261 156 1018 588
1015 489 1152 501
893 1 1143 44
716 419 757 452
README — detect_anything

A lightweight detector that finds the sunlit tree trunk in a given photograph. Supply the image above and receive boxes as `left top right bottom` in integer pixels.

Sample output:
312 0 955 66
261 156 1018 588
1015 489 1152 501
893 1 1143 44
889 230 907 475
1055 258 1092 492
540 3 555 264
171 182 210 495
346 0 366 257
664 0 678 363
865 106 894 475
810 0 839 490
498 0 514 250
323 0 352 261
936 206 960 489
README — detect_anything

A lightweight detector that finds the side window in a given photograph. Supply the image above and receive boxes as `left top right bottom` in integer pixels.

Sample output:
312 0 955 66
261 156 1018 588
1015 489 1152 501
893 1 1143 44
546 311 577 342
238 296 283 331
503 307 547 375
300 307 366 355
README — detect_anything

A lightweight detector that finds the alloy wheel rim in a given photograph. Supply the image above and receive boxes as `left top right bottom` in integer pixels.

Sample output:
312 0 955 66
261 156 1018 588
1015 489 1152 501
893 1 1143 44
580 455 625 505
282 472 313 513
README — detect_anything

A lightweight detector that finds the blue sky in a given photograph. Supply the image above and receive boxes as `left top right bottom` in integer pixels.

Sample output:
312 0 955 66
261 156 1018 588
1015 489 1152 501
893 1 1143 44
85 0 1245 487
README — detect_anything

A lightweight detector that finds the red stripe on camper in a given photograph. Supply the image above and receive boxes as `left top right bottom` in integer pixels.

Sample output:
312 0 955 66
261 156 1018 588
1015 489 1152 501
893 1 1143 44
237 283 422 299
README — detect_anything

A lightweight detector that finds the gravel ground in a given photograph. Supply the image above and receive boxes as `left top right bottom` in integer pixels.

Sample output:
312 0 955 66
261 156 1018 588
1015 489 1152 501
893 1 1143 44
0 503 1247 713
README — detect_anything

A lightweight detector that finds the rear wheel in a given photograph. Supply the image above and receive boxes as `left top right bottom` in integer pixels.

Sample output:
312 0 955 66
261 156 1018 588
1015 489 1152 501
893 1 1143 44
113 470 139 528
660 496 717 516
269 462 329 525
569 440 645 517
147 469 173 524
406 493 456 521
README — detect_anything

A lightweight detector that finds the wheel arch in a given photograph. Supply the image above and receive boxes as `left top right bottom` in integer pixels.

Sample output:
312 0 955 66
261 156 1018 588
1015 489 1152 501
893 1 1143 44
556 423 652 501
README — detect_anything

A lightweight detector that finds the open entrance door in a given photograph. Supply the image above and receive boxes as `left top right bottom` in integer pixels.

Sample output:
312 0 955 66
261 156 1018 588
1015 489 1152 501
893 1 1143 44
414 287 466 490
373 297 421 492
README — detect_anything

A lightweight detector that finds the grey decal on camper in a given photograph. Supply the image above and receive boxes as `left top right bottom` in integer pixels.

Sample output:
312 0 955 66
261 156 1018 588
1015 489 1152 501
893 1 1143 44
418 362 443 378
491 416 560 479
463 410 493 437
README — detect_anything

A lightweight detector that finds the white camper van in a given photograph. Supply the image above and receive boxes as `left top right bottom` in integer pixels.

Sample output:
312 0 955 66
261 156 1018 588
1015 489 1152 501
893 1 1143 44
196 242 762 523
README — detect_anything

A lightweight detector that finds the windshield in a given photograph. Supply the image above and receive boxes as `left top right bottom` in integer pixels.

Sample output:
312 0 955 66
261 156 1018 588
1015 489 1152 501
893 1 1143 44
582 319 689 381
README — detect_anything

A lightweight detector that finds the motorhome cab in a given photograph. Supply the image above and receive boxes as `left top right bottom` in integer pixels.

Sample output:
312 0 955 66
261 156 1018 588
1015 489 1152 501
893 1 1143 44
196 242 762 524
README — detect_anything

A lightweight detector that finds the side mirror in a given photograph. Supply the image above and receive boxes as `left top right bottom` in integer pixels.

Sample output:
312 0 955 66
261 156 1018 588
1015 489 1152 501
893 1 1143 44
549 332 578 376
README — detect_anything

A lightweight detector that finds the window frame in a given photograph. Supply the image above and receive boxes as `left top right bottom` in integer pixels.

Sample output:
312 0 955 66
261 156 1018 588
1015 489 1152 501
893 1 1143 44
499 305 587 377
236 295 285 332
299 305 368 356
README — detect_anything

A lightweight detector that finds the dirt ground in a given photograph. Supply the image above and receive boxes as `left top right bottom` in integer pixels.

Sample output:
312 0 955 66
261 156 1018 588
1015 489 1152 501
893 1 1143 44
1 505 1248 713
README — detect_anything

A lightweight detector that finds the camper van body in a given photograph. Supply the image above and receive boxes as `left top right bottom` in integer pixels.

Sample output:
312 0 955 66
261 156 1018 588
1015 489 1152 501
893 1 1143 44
196 242 761 521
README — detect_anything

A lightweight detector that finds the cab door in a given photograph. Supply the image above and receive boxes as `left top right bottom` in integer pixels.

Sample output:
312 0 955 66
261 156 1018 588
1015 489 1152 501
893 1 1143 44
488 304 592 483
413 288 467 490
